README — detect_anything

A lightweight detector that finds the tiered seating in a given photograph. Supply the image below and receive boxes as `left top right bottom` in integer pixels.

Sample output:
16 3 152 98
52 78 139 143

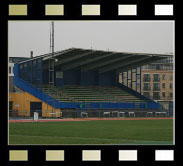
41 85 74 102
40 85 146 103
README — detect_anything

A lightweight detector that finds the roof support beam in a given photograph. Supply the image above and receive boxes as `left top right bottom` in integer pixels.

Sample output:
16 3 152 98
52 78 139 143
82 54 135 72
61 52 118 71
18 48 75 64
54 50 97 66
99 56 152 73
43 48 75 61
117 56 165 73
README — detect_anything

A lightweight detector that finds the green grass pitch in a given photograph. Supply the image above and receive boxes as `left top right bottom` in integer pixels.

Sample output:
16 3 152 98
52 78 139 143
9 119 173 145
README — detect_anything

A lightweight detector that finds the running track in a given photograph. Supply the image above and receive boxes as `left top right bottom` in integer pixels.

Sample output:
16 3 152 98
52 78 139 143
9 117 173 123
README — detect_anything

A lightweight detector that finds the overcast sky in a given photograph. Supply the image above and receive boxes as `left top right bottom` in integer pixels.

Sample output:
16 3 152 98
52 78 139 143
8 21 174 58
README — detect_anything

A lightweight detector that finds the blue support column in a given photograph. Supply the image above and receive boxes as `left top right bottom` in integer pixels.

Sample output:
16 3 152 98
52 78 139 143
30 61 33 85
26 62 28 82
17 64 19 77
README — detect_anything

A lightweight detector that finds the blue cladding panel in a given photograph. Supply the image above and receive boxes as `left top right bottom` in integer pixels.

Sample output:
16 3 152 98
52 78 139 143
42 68 49 84
98 71 116 86
55 78 64 86
80 71 98 86
55 68 64 87
115 73 119 86
63 70 80 85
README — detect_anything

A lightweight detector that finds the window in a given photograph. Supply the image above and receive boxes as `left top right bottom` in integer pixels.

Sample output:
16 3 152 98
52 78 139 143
153 83 160 91
156 64 163 70
170 74 173 80
162 83 166 89
143 83 151 91
9 66 11 74
153 74 160 82
170 83 173 89
56 71 63 78
162 74 166 80
162 92 166 98
153 92 160 100
143 74 151 82
170 92 173 98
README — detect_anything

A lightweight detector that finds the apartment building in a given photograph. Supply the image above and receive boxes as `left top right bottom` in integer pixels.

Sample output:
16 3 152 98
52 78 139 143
119 56 174 111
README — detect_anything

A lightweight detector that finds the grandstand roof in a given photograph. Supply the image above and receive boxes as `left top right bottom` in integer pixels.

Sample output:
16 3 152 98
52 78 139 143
18 48 173 73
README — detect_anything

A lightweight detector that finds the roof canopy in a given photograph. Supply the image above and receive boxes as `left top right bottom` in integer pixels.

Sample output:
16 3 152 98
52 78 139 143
18 48 173 73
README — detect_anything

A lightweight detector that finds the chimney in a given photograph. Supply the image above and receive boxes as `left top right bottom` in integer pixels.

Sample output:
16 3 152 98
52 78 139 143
30 51 33 58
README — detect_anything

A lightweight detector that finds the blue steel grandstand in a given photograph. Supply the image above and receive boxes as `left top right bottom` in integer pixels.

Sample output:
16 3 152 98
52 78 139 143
13 48 172 117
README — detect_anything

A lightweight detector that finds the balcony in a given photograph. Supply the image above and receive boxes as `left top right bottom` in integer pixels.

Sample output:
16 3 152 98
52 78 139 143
143 87 151 91
153 87 160 91
143 78 151 82
153 78 160 82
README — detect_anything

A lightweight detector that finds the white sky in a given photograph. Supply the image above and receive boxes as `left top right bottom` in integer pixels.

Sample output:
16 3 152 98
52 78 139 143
8 21 174 58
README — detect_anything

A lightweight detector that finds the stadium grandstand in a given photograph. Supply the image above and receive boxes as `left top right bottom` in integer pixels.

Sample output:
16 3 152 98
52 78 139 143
12 48 173 118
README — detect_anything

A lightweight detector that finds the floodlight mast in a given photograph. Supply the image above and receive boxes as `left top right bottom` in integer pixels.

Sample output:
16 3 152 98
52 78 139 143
48 21 56 114
49 21 55 87
51 21 54 55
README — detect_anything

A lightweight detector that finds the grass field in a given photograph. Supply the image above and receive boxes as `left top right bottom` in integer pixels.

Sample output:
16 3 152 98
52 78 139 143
9 119 173 145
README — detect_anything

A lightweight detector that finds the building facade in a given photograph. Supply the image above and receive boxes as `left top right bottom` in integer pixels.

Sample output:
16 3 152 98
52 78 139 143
119 56 174 111
141 56 174 110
